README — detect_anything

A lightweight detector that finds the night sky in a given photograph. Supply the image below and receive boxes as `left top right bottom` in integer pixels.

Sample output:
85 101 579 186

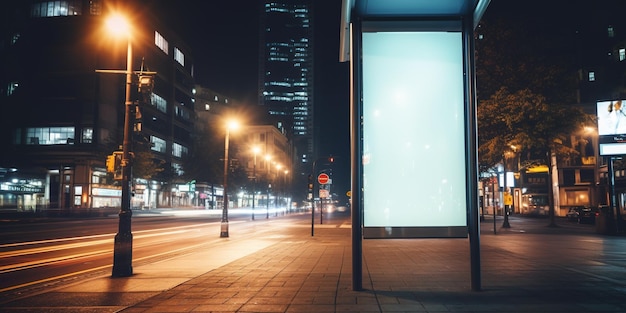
153 1 351 195
153 1 626 198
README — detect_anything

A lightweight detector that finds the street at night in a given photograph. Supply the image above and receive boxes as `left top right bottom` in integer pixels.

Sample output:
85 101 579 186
0 207 296 299
2 213 626 312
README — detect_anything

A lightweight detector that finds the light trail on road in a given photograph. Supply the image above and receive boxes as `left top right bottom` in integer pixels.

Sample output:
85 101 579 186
0 219 250 295
0 211 307 300
0 221 237 273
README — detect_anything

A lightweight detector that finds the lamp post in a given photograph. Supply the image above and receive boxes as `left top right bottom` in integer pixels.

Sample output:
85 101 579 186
107 13 134 278
265 155 272 219
283 169 289 213
275 164 282 212
221 120 239 238
252 146 260 220
502 152 512 229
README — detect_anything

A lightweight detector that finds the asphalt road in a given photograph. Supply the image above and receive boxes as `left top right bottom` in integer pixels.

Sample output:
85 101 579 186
0 207 295 299
0 209 622 309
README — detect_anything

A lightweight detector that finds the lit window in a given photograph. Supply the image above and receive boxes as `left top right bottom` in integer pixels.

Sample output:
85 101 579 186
11 33 20 45
25 127 75 145
608 26 615 38
151 93 167 113
620 49 625 61
82 128 93 143
589 71 595 82
172 142 188 157
174 47 185 66
175 106 190 120
154 31 169 55
7 82 18 96
172 163 184 176
30 1 83 17
150 136 166 153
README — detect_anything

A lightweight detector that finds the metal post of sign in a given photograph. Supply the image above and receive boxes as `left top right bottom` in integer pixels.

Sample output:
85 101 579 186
320 195 323 224
350 17 363 291
318 172 330 225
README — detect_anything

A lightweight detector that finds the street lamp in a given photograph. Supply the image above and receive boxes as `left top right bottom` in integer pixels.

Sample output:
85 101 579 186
502 149 516 229
106 13 134 278
275 163 282 211
265 154 272 219
251 146 260 220
283 169 289 212
221 119 239 238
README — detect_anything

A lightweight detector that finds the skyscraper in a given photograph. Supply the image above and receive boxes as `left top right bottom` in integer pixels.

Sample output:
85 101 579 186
258 0 314 185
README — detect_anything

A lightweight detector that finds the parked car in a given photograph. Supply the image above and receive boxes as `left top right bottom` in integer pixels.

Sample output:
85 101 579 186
566 206 583 222
578 207 600 224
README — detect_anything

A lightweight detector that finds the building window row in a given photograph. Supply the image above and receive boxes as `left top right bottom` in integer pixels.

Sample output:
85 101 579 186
269 81 291 87
175 106 191 120
268 96 292 102
150 136 166 153
269 57 289 62
30 1 85 17
172 142 188 158
154 31 169 55
174 47 185 66
23 127 75 145
151 93 168 113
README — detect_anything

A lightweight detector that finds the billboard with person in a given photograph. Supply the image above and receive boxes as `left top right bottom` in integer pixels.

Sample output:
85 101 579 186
597 99 626 156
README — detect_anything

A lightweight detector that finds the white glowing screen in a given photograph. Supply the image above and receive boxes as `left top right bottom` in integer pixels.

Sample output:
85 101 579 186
362 31 467 228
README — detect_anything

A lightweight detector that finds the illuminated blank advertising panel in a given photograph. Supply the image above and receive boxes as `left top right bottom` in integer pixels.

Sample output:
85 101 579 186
362 21 467 238
597 100 626 156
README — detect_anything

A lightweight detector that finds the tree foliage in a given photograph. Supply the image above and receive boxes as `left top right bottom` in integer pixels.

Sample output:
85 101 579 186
478 87 590 169
132 150 165 180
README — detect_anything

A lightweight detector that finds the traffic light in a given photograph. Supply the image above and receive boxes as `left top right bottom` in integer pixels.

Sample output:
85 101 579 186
308 174 313 191
328 156 334 163
106 152 123 179
138 75 154 95
106 155 115 173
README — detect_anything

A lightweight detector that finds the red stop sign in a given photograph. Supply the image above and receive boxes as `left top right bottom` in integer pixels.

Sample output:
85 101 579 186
318 173 330 184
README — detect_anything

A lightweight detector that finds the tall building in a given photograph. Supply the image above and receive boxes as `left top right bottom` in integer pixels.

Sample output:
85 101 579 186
258 0 315 191
0 0 195 211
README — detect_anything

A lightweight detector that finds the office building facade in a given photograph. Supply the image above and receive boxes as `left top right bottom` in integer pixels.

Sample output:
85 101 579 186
0 0 195 211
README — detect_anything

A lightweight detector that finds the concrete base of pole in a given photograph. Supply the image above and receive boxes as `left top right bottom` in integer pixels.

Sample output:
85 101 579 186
112 232 133 277
220 222 229 238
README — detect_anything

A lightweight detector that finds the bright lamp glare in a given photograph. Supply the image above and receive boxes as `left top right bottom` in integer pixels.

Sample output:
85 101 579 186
227 120 240 131
106 14 130 37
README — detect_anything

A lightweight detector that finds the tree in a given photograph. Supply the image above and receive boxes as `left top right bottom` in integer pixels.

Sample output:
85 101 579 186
478 87 591 226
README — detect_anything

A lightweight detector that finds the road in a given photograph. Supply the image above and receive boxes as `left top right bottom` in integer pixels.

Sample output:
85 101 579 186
1 209 623 308
0 207 299 300
1 211 626 312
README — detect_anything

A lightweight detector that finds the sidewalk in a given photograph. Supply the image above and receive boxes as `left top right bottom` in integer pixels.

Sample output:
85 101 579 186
2 215 626 312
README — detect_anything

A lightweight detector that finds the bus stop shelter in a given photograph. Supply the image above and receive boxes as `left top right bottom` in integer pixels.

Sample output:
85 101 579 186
340 0 491 291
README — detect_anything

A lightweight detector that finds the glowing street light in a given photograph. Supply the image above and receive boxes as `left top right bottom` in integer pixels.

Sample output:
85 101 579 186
221 119 240 237
105 12 134 278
